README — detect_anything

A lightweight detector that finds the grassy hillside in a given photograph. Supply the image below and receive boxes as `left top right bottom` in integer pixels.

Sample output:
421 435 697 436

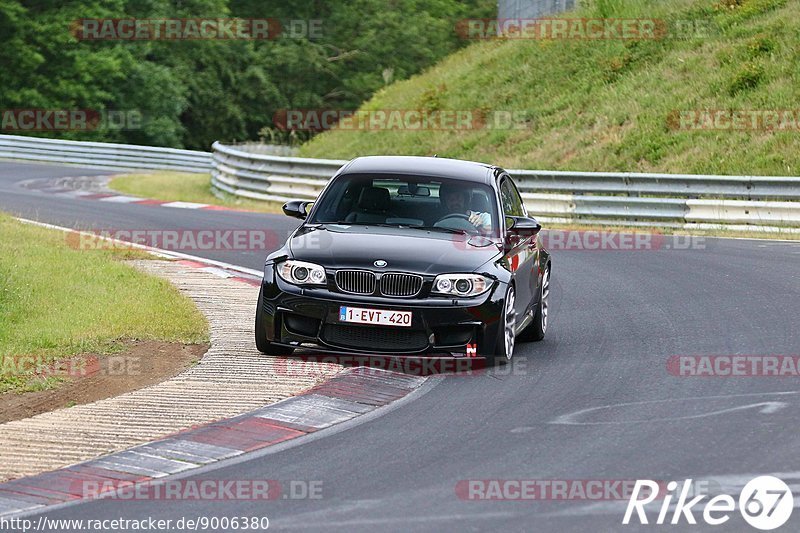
301 0 800 176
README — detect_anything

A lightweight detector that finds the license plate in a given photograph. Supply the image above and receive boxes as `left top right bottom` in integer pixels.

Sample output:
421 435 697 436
339 306 412 327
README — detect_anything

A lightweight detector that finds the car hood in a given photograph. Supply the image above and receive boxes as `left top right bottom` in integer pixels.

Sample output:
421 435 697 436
288 224 502 275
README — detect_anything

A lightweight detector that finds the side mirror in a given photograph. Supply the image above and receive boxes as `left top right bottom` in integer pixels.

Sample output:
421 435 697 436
283 200 313 220
506 216 541 236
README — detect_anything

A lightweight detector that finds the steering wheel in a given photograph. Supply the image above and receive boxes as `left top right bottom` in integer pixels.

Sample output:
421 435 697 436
434 213 479 234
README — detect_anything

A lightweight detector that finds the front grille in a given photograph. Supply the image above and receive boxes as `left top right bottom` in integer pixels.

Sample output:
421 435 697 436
336 270 376 295
380 273 423 297
322 324 428 352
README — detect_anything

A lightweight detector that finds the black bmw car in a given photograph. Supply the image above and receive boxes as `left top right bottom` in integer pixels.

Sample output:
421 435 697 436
255 156 551 365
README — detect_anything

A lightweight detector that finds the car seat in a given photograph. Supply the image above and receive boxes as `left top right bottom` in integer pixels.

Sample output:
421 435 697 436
345 187 394 223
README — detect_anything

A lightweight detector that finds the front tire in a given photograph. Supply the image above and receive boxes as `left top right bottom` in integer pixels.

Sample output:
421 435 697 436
519 265 550 342
255 286 294 356
483 285 516 366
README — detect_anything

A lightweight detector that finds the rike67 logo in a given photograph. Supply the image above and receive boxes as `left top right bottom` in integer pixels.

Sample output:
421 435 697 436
623 476 793 530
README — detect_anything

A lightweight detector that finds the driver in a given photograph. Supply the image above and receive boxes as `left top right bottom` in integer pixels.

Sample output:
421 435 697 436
439 184 491 232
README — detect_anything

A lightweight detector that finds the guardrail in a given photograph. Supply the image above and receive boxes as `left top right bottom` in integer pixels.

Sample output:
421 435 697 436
0 134 211 173
211 141 345 203
211 142 800 229
2 135 798 229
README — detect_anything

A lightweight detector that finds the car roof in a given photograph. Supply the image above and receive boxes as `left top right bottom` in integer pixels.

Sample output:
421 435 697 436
341 156 497 185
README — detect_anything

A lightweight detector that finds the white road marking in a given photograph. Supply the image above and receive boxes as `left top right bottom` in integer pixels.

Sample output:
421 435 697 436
57 190 97 198
546 391 798 426
161 201 210 209
98 195 142 203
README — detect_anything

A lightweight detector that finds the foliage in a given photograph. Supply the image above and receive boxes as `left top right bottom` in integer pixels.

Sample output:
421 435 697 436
0 0 494 149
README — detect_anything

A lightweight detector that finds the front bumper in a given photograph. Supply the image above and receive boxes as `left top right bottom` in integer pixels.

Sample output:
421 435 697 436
259 275 506 357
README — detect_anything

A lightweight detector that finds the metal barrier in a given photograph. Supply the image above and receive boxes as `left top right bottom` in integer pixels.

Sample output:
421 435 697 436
210 141 345 203
498 0 577 21
2 134 799 229
0 134 211 173
210 142 800 229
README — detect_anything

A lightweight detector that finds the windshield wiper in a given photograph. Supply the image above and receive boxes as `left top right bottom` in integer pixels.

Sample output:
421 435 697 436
412 226 469 235
320 221 468 234
322 221 408 228
321 220 419 228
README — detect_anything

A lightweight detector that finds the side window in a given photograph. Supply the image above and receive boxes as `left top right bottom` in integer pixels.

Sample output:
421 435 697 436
500 178 524 217
509 179 526 217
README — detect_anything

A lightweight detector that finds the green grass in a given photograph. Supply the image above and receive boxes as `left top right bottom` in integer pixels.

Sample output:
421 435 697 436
300 0 800 176
0 213 208 393
108 172 284 213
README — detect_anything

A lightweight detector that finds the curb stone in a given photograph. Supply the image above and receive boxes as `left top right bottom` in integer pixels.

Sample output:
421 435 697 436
0 368 426 517
0 260 335 482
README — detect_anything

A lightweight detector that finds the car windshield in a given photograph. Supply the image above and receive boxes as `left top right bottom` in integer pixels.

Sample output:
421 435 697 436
308 173 500 236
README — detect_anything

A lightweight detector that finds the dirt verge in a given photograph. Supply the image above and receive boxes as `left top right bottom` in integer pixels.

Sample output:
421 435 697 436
0 341 208 424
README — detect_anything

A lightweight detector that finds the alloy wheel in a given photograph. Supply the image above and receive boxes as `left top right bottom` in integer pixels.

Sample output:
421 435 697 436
504 288 516 360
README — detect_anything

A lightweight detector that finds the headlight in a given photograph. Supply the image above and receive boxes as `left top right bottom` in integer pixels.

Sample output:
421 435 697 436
277 260 327 286
431 274 492 297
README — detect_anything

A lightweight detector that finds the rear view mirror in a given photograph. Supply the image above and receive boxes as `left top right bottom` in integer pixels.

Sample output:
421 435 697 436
398 185 430 197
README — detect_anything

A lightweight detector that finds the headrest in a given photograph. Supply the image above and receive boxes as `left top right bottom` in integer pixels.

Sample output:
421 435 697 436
358 187 391 211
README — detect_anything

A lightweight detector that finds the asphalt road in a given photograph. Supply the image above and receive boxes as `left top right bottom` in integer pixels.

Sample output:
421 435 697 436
2 161 800 532
0 161 298 270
